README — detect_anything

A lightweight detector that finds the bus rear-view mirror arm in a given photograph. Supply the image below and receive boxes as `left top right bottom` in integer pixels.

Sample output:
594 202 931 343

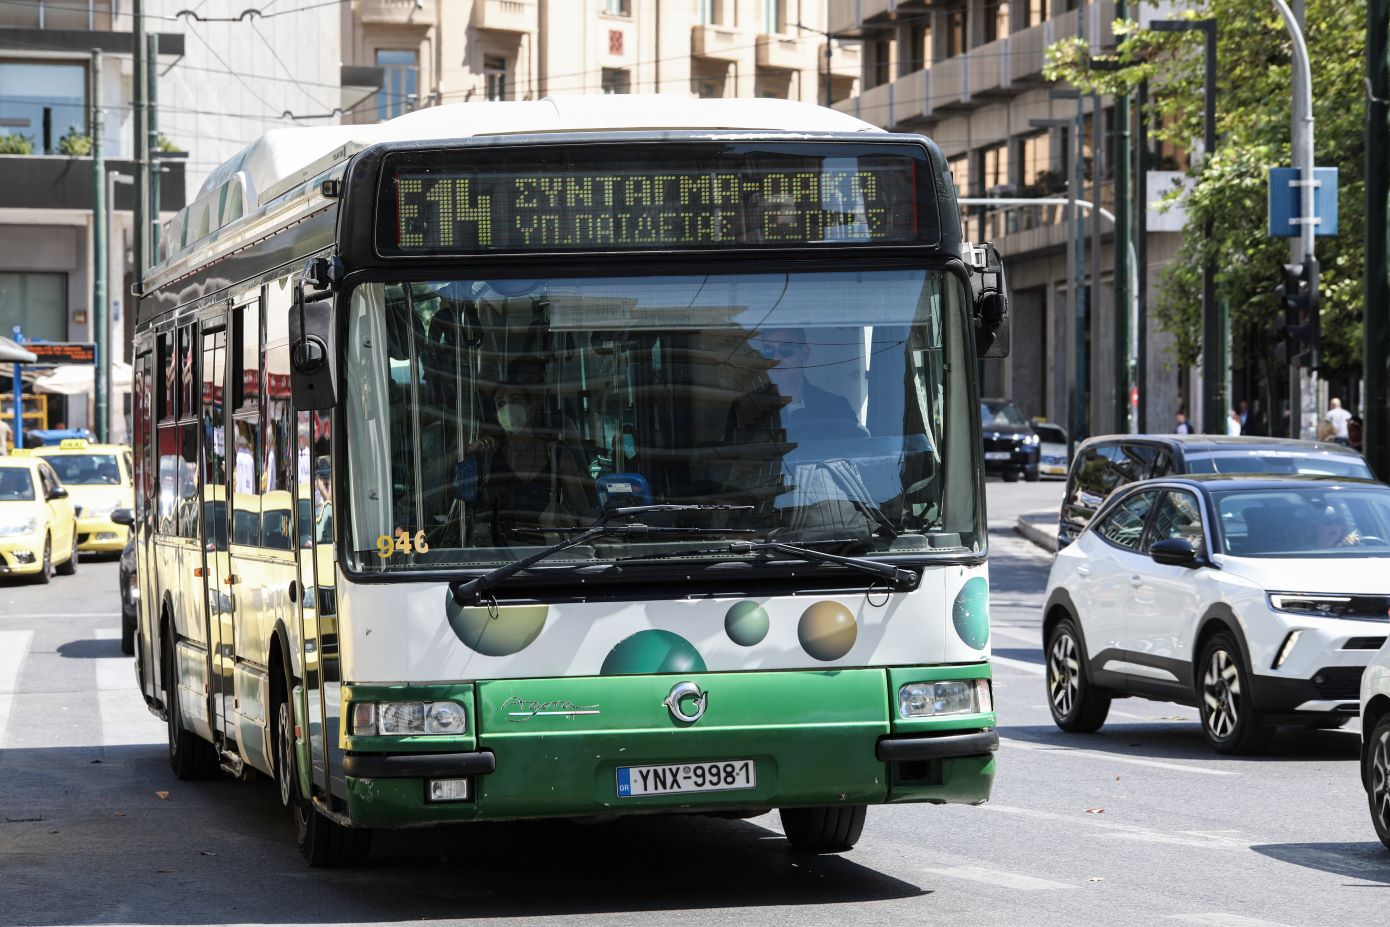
289 256 342 411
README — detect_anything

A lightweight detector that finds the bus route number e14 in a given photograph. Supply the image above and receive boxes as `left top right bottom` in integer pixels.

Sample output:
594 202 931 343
376 528 431 559
617 759 756 797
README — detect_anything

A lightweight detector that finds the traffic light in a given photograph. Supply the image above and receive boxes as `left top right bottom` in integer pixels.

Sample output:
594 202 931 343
1275 256 1320 369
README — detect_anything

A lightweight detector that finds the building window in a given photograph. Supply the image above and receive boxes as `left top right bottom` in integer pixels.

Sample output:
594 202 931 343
1025 0 1048 27
605 0 631 14
767 0 790 34
947 154 970 201
904 22 932 73
0 62 86 153
375 49 418 121
984 1 1010 43
945 4 967 58
0 272 65 342
601 68 631 94
701 0 729 26
981 142 1010 194
484 55 509 101
868 36 890 88
1018 132 1058 192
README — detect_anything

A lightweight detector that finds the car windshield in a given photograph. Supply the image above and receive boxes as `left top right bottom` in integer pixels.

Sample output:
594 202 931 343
344 269 981 572
980 400 1026 427
42 453 122 485
1214 486 1390 557
0 467 36 501
1185 449 1372 479
1033 424 1066 445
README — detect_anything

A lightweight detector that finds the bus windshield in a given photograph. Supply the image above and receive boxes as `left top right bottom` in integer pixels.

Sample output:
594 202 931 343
344 268 980 573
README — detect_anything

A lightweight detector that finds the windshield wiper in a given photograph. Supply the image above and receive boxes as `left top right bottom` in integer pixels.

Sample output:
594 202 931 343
731 540 919 590
448 504 752 605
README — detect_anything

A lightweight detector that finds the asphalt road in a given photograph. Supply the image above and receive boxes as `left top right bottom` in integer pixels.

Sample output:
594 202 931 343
3 486 1387 927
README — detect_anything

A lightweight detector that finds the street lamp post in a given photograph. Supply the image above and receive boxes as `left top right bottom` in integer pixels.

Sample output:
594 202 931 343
1151 19 1219 434
791 21 834 108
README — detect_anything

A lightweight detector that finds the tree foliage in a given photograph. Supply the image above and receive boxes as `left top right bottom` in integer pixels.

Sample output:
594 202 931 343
1046 0 1366 382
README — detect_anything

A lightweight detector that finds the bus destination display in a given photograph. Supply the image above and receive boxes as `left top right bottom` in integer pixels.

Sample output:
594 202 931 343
385 152 925 254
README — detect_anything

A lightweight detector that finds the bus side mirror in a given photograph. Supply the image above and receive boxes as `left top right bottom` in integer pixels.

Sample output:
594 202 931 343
965 242 1010 358
289 257 340 411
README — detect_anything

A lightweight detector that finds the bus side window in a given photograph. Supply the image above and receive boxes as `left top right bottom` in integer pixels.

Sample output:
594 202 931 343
158 332 176 423
232 296 263 546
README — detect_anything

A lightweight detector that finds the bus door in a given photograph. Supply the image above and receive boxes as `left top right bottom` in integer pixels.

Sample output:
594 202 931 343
294 410 337 800
199 321 235 743
133 346 158 700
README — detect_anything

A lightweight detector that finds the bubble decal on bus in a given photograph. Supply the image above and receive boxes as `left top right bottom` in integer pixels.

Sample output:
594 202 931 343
952 577 990 649
444 595 549 657
798 601 858 661
601 630 707 676
724 601 770 647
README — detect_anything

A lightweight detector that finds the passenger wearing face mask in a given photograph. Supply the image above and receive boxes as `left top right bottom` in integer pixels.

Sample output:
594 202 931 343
472 375 593 547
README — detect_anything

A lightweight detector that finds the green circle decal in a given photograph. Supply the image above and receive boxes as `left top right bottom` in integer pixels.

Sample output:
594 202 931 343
601 630 707 676
724 601 770 647
798 601 858 661
952 576 990 649
444 593 548 657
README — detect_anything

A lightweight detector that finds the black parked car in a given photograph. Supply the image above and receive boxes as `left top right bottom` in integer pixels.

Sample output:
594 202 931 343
112 507 136 655
1058 434 1375 547
980 398 1040 482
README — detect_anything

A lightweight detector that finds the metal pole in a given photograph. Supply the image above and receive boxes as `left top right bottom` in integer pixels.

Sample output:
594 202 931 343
824 32 832 108
1114 0 1132 434
1201 20 1223 435
133 0 147 289
1273 0 1316 437
1075 8 1088 443
91 48 108 444
1090 92 1104 432
147 34 161 263
1137 77 1149 433
1367 0 1390 478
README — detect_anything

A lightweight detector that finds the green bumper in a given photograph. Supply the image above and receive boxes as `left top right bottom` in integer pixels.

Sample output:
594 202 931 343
341 666 996 828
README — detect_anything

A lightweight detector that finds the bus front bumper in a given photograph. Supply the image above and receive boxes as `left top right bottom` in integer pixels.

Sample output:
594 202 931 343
337 667 997 828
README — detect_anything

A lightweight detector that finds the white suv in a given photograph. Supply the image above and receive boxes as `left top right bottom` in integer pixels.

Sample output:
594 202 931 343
1043 475 1390 754
1362 643 1390 849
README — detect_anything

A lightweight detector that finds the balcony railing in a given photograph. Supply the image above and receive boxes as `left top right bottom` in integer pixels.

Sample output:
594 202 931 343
359 0 436 26
822 42 861 78
471 0 535 34
756 34 803 71
0 0 113 30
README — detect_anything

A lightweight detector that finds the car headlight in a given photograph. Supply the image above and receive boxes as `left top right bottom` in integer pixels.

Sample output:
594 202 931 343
1267 592 1384 619
898 679 992 719
0 517 38 537
349 701 468 736
1022 433 1040 445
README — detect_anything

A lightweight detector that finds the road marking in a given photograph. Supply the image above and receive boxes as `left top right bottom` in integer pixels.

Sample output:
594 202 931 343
1167 915 1297 927
922 865 1072 891
1000 736 1237 776
3 612 122 619
982 804 1257 851
0 630 34 748
94 628 164 746
991 625 1041 643
991 654 1045 675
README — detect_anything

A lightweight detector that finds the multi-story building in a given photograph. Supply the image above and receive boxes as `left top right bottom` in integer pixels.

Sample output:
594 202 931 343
830 0 1187 438
342 0 861 123
0 0 348 436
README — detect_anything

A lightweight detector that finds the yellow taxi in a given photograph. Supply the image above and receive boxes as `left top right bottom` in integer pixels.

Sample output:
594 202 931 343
32 439 134 554
0 451 79 582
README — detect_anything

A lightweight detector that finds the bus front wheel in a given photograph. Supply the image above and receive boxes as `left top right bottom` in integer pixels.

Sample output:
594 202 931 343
273 680 370 867
779 805 867 854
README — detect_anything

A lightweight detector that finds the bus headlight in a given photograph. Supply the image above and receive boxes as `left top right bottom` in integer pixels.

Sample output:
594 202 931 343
350 701 468 736
898 680 988 719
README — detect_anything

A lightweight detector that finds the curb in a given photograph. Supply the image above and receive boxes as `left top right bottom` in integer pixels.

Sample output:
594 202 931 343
1014 516 1058 553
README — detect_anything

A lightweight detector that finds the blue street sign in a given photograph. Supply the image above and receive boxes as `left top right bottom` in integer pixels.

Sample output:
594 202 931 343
1268 166 1339 237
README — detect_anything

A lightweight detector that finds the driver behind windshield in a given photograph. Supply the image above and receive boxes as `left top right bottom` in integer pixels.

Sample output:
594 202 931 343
1309 504 1361 549
467 360 594 547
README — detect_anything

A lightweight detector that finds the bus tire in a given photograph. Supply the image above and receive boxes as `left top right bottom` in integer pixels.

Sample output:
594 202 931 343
274 672 370 867
779 805 867 854
164 627 218 780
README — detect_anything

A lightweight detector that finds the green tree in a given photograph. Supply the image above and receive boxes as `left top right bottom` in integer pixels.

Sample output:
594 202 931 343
1046 0 1366 416
0 133 34 155
57 127 93 156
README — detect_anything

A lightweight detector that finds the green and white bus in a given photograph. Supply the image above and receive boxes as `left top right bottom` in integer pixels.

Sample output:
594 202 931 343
129 96 1009 865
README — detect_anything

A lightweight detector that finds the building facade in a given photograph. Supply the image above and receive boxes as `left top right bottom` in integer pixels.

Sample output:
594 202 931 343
342 0 861 123
830 0 1189 439
0 0 346 437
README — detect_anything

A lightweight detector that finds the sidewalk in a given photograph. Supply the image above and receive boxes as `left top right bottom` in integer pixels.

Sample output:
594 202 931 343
1014 512 1059 553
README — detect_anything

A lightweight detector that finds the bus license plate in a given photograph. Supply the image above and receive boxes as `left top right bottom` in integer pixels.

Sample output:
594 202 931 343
617 759 756 797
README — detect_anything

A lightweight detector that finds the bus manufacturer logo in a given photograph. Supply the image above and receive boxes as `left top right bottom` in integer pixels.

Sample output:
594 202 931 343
664 682 707 724
501 696 600 722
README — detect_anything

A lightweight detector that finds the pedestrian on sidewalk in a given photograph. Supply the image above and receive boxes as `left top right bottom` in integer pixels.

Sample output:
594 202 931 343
1226 408 1242 436
1324 397 1352 446
1175 409 1193 435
